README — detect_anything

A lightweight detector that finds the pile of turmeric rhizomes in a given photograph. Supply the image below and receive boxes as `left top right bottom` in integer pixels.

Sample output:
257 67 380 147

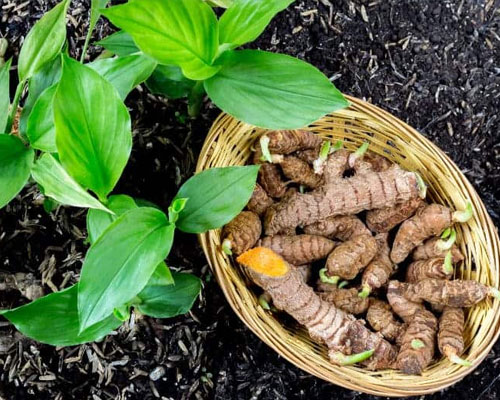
222 130 500 374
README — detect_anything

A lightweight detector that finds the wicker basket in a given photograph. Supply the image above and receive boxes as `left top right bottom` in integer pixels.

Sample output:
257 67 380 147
196 96 500 396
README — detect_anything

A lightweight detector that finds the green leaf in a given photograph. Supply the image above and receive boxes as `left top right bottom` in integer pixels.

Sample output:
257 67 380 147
205 50 348 129
54 55 132 201
86 194 138 244
90 0 110 31
78 207 174 331
89 54 157 100
145 65 195 99
219 0 294 48
0 285 121 346
0 59 11 133
96 31 139 57
18 0 69 80
0 135 34 208
101 0 220 80
174 165 259 233
31 153 110 212
147 262 175 287
26 84 57 152
204 0 233 7
135 272 200 318
19 56 62 136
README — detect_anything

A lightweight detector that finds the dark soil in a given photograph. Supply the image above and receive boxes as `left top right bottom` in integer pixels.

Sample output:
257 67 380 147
1 0 500 399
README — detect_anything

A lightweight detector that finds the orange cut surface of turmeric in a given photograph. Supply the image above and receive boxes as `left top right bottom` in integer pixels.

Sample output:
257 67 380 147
237 247 289 277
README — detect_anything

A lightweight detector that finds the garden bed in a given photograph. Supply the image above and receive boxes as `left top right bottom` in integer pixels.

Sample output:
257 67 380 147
1 0 499 399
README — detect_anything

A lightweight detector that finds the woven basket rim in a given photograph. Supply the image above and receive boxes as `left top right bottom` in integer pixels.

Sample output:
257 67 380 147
196 95 500 396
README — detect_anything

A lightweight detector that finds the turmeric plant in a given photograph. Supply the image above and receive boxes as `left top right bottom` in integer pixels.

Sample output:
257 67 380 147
398 279 500 307
359 233 394 298
366 299 405 343
0 1 259 345
405 253 454 283
237 248 397 369
366 197 424 233
98 0 348 127
396 309 438 375
412 228 464 262
391 203 473 263
264 166 425 236
438 307 471 366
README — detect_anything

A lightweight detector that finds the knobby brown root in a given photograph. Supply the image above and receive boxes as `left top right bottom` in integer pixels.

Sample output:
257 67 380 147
360 233 394 297
259 234 336 266
391 204 453 264
366 197 425 233
279 156 324 189
237 248 397 370
304 215 371 241
405 257 453 284
366 299 405 342
387 280 426 323
319 286 369 315
221 211 262 255
257 163 288 198
265 166 421 236
396 309 438 375
322 148 350 184
412 237 464 263
325 234 378 280
438 306 471 366
247 183 274 216
295 147 321 163
399 279 499 307
266 130 323 155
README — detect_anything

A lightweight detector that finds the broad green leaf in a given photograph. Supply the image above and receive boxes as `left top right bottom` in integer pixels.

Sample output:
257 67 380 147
31 153 110 212
0 285 121 346
174 165 259 233
19 56 62 136
147 262 175 287
54 55 132 201
96 31 139 57
78 207 174 331
204 0 233 7
135 272 200 318
219 0 294 48
145 65 195 99
89 54 157 100
18 0 69 80
86 194 138 244
90 0 110 31
205 50 348 129
26 84 57 152
101 0 220 80
0 59 11 133
0 135 34 208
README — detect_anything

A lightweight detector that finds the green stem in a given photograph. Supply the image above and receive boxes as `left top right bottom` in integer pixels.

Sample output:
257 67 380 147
258 294 271 310
449 354 472 367
222 239 232 255
6 79 26 133
187 81 205 118
489 287 500 300
415 172 427 199
453 202 473 223
358 285 371 298
437 229 456 251
80 29 93 63
411 339 425 349
331 349 374 366
331 140 343 153
443 251 453 274
319 268 339 285
441 227 452 239
313 141 331 174
354 141 370 157
259 135 272 163
338 281 348 289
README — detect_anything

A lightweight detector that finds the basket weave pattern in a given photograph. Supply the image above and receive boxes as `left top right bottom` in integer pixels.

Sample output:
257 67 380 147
196 96 500 396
